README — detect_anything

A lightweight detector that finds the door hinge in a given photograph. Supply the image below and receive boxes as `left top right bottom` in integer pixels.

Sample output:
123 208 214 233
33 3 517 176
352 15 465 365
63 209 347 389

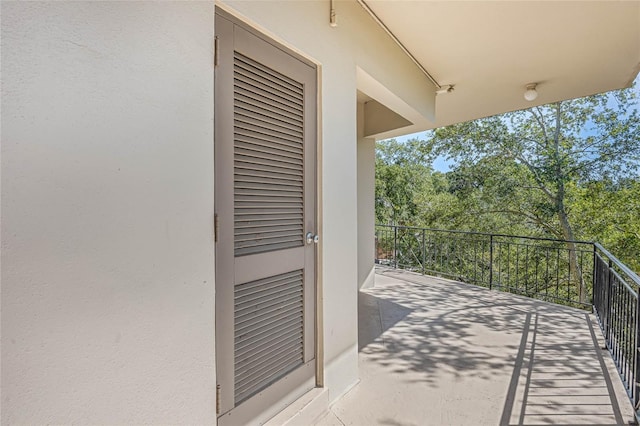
216 384 221 415
214 213 219 242
214 36 219 67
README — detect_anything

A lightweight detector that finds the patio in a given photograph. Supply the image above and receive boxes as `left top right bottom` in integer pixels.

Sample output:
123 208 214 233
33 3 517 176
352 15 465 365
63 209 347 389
318 267 635 426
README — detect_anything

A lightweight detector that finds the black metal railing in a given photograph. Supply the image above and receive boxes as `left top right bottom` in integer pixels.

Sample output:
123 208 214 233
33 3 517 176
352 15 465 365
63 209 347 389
375 224 594 308
593 244 640 412
375 224 640 417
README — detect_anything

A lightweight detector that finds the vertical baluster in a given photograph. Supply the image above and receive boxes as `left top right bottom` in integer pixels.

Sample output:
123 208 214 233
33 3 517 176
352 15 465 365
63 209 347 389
606 260 613 349
635 287 640 409
515 244 520 294
596 253 601 319
473 239 477 284
498 242 502 290
428 234 432 274
525 245 529 296
545 248 550 298
535 247 539 297
506 242 510 291
579 249 586 302
556 248 561 301
421 229 425 276
489 235 494 290
393 225 398 269
567 247 572 304
624 287 630 386
615 280 620 367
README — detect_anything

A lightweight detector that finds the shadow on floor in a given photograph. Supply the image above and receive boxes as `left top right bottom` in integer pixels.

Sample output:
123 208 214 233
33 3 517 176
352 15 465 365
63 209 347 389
358 291 413 351
327 267 636 425
499 311 629 425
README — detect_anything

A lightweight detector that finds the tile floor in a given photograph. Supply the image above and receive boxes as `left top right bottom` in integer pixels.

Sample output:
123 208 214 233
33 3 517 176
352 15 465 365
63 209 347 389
317 267 636 426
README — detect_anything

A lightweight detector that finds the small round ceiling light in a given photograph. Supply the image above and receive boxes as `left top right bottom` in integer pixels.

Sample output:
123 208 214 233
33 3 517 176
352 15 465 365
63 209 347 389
524 83 538 102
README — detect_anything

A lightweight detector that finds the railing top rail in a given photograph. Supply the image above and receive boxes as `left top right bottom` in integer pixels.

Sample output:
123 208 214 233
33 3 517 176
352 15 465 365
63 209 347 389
376 224 595 246
595 242 640 286
611 268 639 298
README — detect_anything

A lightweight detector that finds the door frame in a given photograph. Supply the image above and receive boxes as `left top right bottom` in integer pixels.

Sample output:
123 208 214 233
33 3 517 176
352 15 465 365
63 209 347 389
213 6 324 423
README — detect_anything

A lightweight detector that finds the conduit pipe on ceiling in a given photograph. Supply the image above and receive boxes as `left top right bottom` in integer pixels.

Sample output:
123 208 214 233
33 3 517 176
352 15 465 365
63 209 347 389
355 0 443 90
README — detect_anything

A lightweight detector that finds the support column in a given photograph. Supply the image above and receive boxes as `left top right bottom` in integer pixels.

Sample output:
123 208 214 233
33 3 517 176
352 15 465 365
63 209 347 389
357 100 376 289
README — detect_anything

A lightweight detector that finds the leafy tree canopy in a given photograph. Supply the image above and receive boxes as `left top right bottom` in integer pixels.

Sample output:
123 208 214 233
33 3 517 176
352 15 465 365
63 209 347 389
375 83 640 276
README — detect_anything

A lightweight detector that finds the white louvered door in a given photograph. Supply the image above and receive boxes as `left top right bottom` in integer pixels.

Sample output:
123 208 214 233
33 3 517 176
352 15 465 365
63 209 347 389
215 11 317 425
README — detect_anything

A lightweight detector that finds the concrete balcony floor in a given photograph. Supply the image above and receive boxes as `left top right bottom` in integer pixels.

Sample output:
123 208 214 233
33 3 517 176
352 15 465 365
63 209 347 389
318 267 636 426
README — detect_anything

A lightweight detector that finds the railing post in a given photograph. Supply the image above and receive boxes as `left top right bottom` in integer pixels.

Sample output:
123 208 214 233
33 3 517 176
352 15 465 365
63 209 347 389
421 229 426 276
592 244 597 314
635 286 640 411
605 258 613 341
393 225 398 269
489 234 494 290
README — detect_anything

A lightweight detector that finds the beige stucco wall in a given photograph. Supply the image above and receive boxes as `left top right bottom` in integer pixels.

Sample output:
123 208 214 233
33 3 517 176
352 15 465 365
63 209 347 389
357 102 376 290
219 0 435 404
1 0 434 423
1 2 216 423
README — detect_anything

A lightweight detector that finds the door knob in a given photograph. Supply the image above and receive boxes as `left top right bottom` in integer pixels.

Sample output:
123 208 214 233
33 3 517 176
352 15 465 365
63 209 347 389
306 232 319 245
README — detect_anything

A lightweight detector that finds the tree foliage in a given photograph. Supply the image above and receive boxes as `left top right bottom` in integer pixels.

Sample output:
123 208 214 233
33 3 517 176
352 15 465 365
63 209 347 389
375 138 463 229
375 84 640 278
571 179 640 271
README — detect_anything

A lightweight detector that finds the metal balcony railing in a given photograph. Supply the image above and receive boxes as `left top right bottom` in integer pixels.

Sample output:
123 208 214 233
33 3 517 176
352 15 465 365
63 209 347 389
593 243 640 415
375 224 640 418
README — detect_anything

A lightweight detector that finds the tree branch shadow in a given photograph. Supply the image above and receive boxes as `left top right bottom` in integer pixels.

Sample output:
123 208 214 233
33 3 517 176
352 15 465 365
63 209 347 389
353 267 635 425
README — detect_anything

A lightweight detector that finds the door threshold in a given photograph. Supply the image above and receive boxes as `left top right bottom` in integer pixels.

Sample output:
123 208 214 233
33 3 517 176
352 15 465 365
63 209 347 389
263 387 328 426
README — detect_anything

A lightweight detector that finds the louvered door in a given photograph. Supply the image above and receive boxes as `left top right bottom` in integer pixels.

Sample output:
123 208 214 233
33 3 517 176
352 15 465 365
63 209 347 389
215 11 317 425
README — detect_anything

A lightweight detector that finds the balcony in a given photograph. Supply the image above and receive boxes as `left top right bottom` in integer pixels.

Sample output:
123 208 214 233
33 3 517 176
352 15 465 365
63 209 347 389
318 225 640 425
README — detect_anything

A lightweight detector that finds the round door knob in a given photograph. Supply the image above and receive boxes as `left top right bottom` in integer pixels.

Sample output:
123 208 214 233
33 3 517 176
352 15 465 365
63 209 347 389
306 232 319 245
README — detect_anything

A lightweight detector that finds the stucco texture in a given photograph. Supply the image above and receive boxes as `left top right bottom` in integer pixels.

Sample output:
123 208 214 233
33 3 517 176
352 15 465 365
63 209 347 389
1 0 434 423
1 2 216 423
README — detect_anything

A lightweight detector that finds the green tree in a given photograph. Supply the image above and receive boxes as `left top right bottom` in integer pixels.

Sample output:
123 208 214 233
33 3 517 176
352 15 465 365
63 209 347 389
571 179 640 273
375 138 433 226
375 138 467 229
430 87 640 302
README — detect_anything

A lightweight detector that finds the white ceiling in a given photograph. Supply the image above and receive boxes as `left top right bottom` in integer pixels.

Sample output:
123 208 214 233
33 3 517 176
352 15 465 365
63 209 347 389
365 0 640 131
